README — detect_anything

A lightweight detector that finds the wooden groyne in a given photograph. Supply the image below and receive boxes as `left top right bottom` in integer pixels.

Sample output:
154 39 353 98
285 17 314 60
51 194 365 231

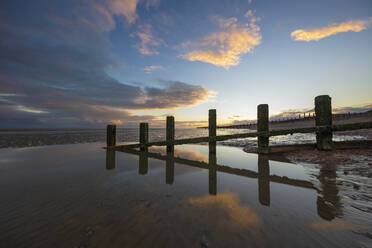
207 109 372 130
106 95 372 154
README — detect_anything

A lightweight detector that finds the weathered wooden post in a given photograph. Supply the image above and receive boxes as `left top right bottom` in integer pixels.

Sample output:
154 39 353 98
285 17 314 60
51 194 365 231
209 109 216 154
106 124 116 147
315 95 332 150
139 122 148 151
258 155 270 206
257 104 269 154
166 116 175 153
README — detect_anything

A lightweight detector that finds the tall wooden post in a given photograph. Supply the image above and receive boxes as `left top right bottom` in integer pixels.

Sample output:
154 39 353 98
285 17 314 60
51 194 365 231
166 116 175 153
139 123 148 151
257 104 269 154
209 109 217 154
106 124 116 147
315 95 332 150
258 155 270 206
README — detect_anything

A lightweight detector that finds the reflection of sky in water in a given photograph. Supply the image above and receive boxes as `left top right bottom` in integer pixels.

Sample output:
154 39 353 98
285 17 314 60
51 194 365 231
1 142 371 247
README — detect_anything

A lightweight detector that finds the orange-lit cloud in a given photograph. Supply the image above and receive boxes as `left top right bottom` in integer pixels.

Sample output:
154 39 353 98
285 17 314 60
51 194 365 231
143 65 164 74
133 24 163 55
108 0 139 25
180 15 262 68
188 192 260 228
311 220 369 231
148 146 209 162
291 19 370 42
139 81 216 110
110 119 124 125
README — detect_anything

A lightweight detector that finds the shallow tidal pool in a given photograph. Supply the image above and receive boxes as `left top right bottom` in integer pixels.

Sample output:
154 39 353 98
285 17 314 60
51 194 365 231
0 143 371 248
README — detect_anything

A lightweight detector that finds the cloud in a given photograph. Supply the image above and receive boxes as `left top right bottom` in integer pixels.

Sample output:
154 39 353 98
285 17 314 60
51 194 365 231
188 192 260 228
0 1 212 128
291 19 371 42
180 15 262 68
132 24 164 55
108 0 139 25
143 65 164 74
244 10 261 23
144 0 161 10
140 81 215 109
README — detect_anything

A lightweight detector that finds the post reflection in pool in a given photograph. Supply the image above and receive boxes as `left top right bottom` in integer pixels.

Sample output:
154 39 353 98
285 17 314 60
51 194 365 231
258 155 270 206
120 145 332 218
317 164 342 220
209 143 217 195
106 149 116 170
166 151 174 184
139 151 148 175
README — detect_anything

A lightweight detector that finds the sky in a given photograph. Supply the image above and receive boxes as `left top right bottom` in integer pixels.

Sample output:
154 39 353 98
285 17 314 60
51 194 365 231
0 0 371 128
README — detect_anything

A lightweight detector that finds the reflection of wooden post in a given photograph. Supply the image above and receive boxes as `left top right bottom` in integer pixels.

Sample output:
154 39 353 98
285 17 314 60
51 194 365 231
257 104 269 154
166 151 174 185
258 155 270 206
209 109 216 154
106 149 116 170
166 116 175 153
317 165 341 220
139 151 148 175
209 143 217 195
315 95 332 150
106 125 116 147
140 123 148 151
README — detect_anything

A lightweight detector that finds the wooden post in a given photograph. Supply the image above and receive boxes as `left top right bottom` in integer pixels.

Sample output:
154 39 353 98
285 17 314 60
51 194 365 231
166 116 175 153
106 124 116 147
139 122 148 151
315 95 332 150
209 109 216 154
257 104 269 154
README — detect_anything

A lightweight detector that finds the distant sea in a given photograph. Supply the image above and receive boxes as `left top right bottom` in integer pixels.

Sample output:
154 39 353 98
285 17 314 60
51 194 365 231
0 128 366 149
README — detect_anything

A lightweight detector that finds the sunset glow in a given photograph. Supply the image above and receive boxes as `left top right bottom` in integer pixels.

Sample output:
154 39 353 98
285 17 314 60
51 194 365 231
0 0 371 128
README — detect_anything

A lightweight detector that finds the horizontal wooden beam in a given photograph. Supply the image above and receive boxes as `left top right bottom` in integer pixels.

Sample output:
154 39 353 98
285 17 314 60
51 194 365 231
118 148 316 190
113 121 372 149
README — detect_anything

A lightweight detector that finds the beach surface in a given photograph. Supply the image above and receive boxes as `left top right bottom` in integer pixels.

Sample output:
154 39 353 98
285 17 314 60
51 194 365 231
1 143 372 247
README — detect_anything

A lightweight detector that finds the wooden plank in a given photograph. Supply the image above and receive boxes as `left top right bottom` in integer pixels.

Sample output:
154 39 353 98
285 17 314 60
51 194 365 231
113 121 372 149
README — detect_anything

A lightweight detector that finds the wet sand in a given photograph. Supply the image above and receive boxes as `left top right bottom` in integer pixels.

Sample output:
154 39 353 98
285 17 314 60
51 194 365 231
1 143 371 247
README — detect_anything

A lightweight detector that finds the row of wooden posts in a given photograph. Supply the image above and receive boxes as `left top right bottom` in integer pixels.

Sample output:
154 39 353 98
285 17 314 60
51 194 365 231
107 95 372 154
